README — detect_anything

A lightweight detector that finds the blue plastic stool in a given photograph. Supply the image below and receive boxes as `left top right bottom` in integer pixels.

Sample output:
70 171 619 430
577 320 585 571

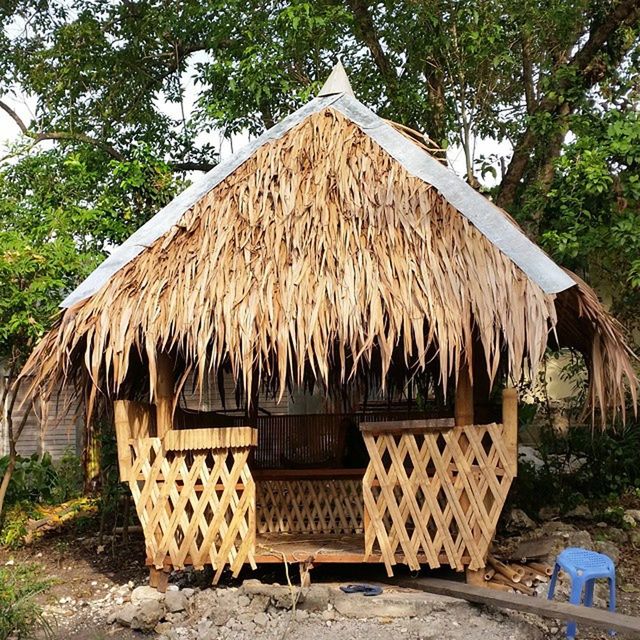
547 547 616 639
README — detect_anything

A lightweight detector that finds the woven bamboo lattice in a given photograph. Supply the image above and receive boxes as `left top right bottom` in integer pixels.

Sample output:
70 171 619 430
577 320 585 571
256 479 364 534
362 423 514 575
127 427 258 582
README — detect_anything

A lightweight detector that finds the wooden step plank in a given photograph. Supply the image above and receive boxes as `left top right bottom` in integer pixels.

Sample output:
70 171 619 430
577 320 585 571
390 577 640 636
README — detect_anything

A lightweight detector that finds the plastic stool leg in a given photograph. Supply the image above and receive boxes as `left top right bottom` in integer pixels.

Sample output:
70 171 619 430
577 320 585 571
547 564 560 600
566 576 584 640
608 575 616 637
584 579 595 607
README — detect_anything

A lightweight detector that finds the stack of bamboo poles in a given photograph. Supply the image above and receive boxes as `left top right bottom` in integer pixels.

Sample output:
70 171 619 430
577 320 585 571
483 555 555 596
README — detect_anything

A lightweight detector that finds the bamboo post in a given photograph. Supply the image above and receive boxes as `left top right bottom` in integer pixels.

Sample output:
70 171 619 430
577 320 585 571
246 363 259 427
455 363 474 427
156 352 175 439
457 361 480 584
113 401 131 482
502 387 518 476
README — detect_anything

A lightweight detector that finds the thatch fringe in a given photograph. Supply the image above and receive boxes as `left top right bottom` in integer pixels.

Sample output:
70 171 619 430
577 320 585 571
21 108 636 424
555 273 638 424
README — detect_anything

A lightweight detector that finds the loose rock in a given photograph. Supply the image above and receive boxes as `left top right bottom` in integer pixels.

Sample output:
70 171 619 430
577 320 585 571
507 508 537 531
130 599 165 632
564 504 592 519
131 584 165 605
165 590 188 613
253 611 269 627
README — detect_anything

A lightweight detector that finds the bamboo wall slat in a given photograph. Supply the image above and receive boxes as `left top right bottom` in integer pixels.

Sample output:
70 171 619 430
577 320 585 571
256 479 364 535
114 400 156 481
361 422 514 576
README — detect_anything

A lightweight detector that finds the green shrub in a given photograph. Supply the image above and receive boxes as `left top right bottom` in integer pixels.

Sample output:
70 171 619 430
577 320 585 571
0 504 33 548
0 454 58 505
0 563 53 640
0 450 83 508
511 420 640 515
51 449 83 503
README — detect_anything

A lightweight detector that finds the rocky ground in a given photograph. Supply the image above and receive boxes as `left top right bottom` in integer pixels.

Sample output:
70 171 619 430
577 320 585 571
2 505 640 640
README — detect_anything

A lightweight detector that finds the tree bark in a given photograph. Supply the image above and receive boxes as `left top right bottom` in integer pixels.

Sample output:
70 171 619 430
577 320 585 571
345 0 399 99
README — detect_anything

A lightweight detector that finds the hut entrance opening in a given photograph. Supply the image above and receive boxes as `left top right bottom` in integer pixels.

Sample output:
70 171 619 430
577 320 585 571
112 354 518 585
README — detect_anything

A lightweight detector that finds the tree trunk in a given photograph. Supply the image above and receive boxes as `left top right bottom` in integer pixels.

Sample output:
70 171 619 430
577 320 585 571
0 452 16 521
0 375 32 519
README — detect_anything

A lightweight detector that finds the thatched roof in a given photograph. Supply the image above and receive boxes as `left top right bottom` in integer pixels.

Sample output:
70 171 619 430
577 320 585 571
21 64 637 424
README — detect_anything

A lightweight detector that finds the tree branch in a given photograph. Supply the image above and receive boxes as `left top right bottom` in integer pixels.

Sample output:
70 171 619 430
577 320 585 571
345 0 398 96
170 160 215 172
0 100 29 135
497 0 640 212
521 33 536 115
0 99 124 161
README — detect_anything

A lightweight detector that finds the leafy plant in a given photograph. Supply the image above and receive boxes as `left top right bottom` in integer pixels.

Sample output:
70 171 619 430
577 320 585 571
51 449 84 503
0 504 32 548
0 454 57 505
511 419 640 515
0 563 53 640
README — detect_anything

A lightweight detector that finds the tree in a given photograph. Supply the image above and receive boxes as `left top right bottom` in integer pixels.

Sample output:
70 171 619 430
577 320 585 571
0 145 178 514
541 107 640 332
2 1 638 200
0 0 638 505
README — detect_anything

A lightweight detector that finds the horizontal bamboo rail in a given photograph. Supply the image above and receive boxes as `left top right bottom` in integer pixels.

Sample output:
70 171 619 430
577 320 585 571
164 426 258 450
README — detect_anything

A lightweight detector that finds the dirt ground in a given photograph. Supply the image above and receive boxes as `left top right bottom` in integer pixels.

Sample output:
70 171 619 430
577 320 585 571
1 516 639 640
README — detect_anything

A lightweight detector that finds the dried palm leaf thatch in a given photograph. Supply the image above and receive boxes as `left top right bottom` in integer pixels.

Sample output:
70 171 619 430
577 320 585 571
554 273 638 424
21 108 636 424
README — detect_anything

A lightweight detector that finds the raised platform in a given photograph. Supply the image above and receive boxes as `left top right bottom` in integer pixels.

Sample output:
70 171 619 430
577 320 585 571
253 533 470 566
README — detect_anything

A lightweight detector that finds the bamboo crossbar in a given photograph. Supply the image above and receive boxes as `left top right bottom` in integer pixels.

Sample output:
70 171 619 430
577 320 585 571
359 418 455 434
163 426 257 451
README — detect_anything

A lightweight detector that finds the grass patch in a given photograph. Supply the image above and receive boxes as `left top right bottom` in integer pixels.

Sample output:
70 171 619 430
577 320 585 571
0 563 53 640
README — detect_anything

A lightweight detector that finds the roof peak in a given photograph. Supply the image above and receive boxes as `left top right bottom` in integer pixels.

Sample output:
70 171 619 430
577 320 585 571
318 61 355 97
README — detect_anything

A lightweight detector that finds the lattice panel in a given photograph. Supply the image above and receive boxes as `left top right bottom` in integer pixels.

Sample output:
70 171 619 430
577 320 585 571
362 423 514 575
127 435 256 583
257 479 364 534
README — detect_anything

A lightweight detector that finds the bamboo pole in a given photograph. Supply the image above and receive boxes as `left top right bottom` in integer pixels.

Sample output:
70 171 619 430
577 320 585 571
492 573 535 596
502 388 518 476
455 365 474 427
487 556 522 583
484 567 496 581
114 401 131 481
156 352 175 439
246 364 259 427
528 562 553 577
458 359 481 585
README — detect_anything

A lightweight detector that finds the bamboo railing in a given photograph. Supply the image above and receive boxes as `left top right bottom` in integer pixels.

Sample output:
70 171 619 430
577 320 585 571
113 395 518 582
114 401 257 582
360 419 516 575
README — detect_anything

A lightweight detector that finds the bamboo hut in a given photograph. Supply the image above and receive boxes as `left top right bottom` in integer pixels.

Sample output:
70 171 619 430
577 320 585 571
21 63 637 588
